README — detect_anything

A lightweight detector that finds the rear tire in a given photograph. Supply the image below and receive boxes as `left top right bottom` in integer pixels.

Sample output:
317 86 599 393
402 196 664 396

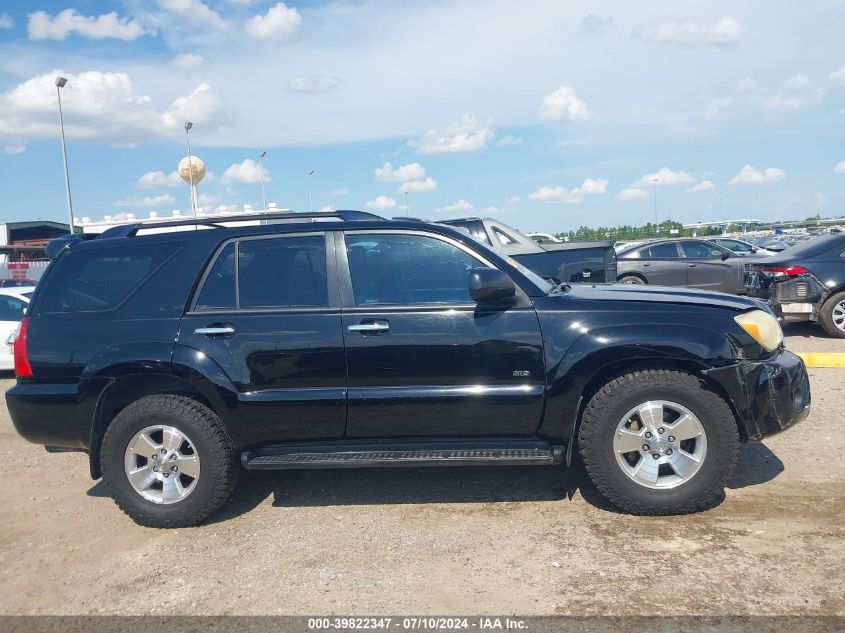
101 395 238 528
818 291 845 338
578 369 738 515
618 274 645 285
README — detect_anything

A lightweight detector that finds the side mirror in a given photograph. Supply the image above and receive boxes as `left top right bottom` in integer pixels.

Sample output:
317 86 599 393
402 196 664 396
720 252 731 261
468 267 516 304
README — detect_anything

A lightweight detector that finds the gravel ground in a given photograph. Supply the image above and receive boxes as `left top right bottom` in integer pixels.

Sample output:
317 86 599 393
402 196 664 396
0 323 842 616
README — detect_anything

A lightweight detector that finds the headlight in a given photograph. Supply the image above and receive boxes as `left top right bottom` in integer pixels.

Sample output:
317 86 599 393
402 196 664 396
734 309 783 352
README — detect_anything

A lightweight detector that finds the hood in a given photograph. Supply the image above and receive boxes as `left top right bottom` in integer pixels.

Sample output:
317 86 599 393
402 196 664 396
564 283 762 312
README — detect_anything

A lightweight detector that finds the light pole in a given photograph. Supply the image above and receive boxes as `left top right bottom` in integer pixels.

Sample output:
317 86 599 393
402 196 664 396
55 76 75 234
651 178 659 234
308 169 315 212
404 190 409 217
258 151 268 211
184 121 196 221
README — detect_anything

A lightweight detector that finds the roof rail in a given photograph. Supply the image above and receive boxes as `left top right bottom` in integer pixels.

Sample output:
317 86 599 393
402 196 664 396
96 209 384 239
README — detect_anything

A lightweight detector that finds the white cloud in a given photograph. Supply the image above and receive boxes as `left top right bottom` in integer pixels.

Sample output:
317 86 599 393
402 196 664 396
687 180 716 192
739 74 824 111
617 187 649 201
245 2 301 39
702 97 734 118
835 161 845 174
375 162 425 182
220 159 270 184
0 14 13 29
480 206 503 214
137 170 183 188
529 178 608 204
830 66 845 87
0 71 225 142
438 199 475 213
157 0 226 28
730 164 786 185
540 86 591 122
114 193 176 208
28 9 147 41
581 14 613 36
409 115 494 155
364 195 397 210
498 134 523 146
318 204 336 212
634 167 695 187
330 187 350 196
171 53 205 71
633 15 744 47
504 196 521 205
397 178 438 194
3 145 25 155
287 76 341 93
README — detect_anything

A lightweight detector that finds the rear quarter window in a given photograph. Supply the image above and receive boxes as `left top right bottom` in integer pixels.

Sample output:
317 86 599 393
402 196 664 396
38 243 182 314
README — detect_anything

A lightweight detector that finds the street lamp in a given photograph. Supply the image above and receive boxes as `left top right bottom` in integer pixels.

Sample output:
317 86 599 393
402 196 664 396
651 178 659 233
55 76 75 235
308 169 315 212
258 151 268 211
184 121 196 220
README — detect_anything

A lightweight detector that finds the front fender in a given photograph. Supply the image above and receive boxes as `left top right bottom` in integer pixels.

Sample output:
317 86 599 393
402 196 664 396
537 319 736 443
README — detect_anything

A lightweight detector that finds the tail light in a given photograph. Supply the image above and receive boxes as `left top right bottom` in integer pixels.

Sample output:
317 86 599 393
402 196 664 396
760 265 809 278
13 316 33 377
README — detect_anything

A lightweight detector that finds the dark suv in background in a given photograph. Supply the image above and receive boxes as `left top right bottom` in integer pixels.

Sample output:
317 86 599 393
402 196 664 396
7 211 810 527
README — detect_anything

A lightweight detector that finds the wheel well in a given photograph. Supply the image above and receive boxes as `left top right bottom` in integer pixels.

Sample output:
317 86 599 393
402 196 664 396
90 374 217 479
569 357 745 457
617 272 647 283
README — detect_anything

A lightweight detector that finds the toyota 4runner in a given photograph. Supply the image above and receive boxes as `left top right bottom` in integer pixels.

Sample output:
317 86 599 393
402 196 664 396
7 211 810 527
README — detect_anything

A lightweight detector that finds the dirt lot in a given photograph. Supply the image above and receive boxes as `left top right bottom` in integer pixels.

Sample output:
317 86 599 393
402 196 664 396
0 323 843 616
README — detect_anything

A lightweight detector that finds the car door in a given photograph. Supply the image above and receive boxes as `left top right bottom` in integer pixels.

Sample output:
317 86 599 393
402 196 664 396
337 230 546 438
178 232 348 444
0 294 27 369
680 240 740 292
637 242 685 286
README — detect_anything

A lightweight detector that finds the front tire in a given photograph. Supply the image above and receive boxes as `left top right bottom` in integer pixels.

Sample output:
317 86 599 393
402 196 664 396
818 291 845 338
578 369 738 515
618 274 646 285
101 395 238 528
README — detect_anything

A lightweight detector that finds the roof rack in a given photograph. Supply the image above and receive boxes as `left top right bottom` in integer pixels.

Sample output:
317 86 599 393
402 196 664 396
96 210 384 239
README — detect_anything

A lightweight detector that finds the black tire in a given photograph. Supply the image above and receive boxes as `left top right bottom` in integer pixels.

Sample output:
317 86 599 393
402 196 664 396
618 274 646 285
101 395 238 528
578 369 739 515
818 291 845 338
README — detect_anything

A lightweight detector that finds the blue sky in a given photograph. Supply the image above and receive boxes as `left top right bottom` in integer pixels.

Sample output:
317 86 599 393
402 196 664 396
0 0 844 233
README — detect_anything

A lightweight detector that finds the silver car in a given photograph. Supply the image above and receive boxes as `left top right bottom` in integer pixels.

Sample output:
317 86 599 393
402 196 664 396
616 238 758 293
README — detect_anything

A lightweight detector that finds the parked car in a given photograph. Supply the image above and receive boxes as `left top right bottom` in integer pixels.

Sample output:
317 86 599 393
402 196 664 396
616 238 759 293
0 279 38 288
526 232 562 244
752 237 790 253
7 210 809 527
439 217 616 284
711 238 776 257
744 234 845 337
0 287 32 370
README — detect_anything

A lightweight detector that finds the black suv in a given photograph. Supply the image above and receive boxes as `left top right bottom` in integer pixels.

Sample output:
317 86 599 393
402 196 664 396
7 211 810 527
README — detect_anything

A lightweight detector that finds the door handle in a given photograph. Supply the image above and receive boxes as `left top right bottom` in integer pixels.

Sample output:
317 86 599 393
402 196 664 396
194 325 235 336
643 263 651 267
348 320 390 334
688 264 697 268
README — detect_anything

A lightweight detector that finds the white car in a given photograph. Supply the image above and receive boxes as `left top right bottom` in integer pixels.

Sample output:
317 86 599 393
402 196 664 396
0 286 34 370
526 232 562 244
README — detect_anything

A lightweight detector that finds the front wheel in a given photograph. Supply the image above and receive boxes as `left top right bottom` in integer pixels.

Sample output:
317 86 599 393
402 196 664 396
618 274 645 285
578 369 739 515
101 395 238 528
818 291 845 338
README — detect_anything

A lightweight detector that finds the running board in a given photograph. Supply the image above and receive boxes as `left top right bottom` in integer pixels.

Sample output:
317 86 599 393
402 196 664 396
241 439 564 470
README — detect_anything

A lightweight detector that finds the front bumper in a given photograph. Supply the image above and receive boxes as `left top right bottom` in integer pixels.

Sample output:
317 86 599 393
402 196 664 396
704 349 811 441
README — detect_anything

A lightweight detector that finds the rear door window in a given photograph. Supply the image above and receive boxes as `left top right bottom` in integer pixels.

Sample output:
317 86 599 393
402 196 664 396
39 243 181 314
643 243 680 258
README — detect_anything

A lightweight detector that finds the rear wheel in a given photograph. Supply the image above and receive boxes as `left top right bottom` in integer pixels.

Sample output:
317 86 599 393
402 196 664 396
578 369 738 515
101 395 238 528
818 291 845 338
618 274 645 285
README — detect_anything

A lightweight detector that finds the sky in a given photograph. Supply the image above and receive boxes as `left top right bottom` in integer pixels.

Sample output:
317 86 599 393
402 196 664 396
0 0 844 233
